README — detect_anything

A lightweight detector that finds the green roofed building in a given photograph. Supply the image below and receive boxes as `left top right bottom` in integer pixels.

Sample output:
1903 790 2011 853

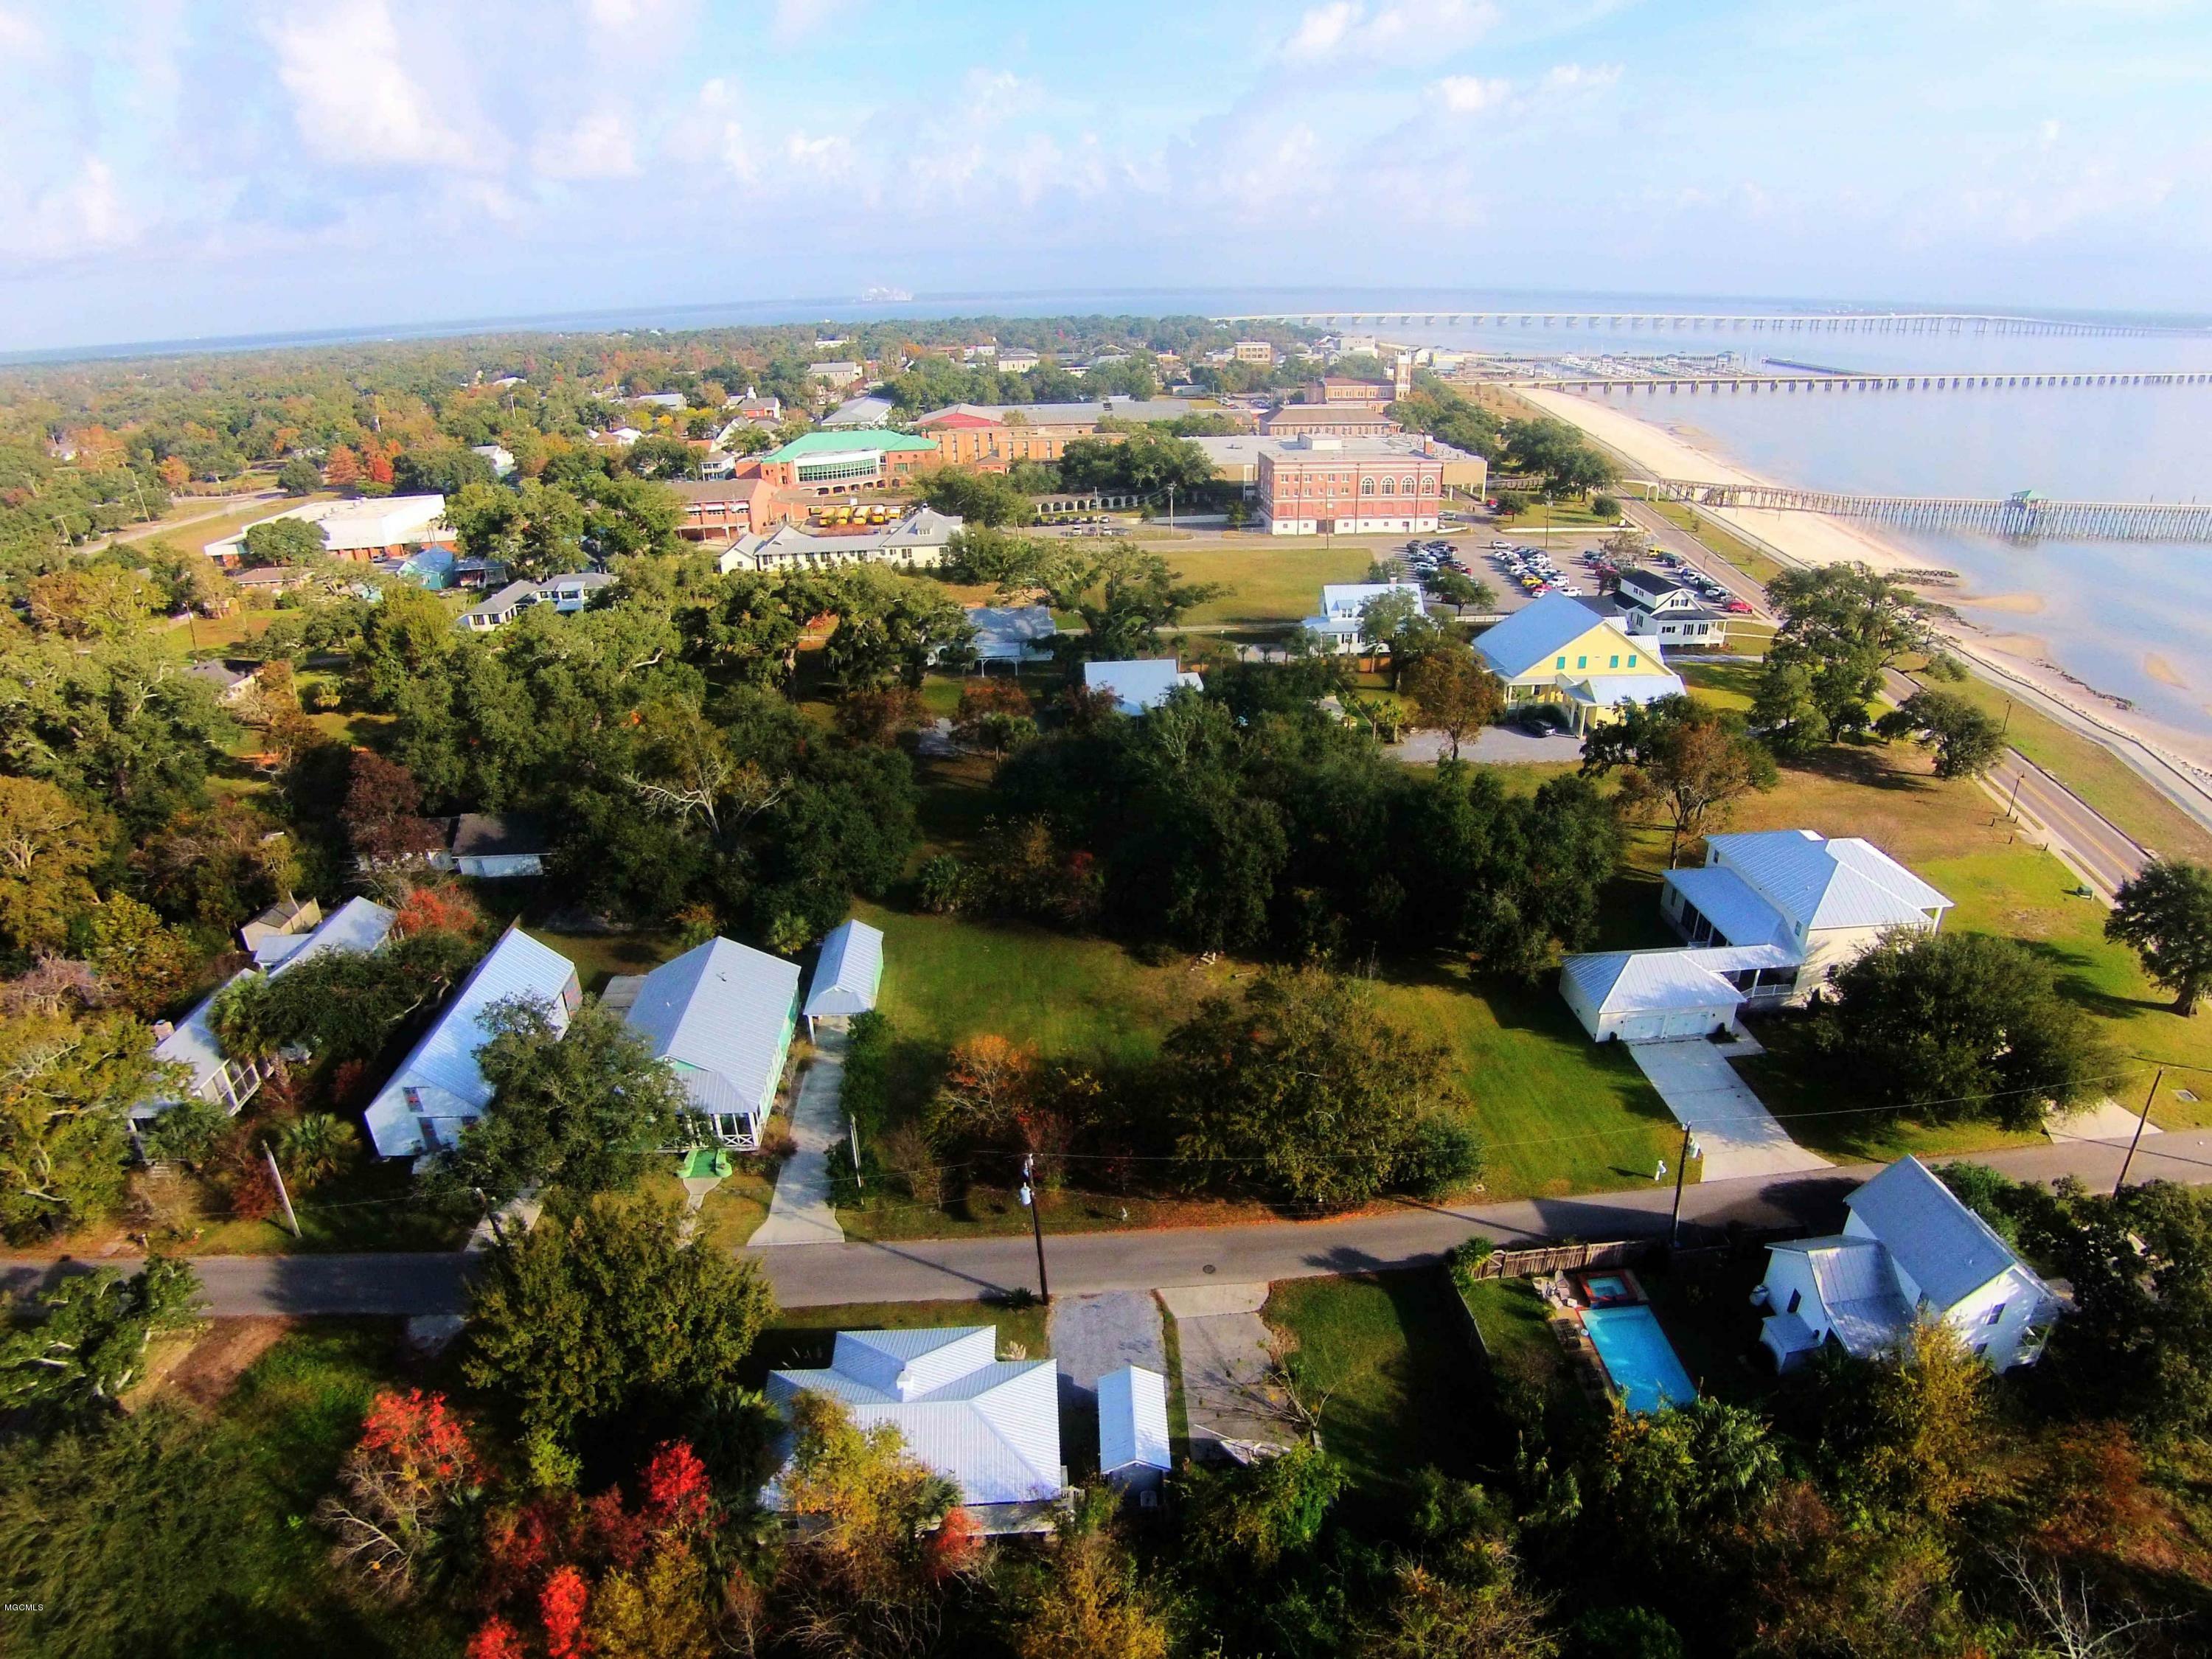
761 429 939 493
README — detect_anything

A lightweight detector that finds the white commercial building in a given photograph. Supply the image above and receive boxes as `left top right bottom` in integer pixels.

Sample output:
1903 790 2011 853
204 495 451 566
717 508 962 574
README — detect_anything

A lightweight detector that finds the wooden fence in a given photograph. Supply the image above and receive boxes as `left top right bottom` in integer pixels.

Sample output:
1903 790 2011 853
1459 1239 1652 1281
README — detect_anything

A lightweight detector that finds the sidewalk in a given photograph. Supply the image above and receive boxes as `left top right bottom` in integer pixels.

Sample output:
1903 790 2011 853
748 1034 847 1247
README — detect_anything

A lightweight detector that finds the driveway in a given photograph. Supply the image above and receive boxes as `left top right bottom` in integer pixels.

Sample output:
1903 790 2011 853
749 1033 847 1247
1158 1282 1289 1458
1629 1038 1832 1180
1392 726 1585 765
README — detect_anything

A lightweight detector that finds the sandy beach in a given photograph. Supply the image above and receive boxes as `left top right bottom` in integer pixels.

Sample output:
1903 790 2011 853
1515 386 2212 790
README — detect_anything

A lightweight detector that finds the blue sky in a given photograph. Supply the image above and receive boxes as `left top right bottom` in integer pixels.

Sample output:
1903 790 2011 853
1 0 2208 350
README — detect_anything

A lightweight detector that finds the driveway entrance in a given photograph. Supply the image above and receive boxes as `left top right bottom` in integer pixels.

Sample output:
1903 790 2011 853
1629 1038 1831 1182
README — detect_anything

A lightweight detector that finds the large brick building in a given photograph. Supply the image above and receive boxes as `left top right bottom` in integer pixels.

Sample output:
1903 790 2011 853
911 397 1215 467
1260 403 1400 438
1256 436 1447 536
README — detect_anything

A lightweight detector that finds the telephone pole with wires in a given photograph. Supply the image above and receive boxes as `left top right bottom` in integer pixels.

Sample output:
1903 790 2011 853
1020 1152 1050 1304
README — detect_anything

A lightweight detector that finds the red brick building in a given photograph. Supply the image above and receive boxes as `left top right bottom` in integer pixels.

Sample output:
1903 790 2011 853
1256 437 1445 536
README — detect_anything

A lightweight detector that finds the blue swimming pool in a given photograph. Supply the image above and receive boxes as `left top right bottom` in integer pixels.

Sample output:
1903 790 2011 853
1582 1306 1697 1413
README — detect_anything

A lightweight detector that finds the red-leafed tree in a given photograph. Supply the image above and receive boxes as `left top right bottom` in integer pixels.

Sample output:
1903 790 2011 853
394 883 484 945
344 751 445 864
324 445 361 488
540 1565 590 1659
317 1389 484 1600
926 1506 984 1580
465 1617 528 1659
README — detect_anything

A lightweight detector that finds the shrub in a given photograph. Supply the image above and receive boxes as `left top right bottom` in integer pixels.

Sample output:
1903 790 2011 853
1590 494 1621 521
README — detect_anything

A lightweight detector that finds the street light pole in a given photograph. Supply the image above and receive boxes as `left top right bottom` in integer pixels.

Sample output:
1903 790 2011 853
2115 1066 2163 1197
1020 1152 1050 1303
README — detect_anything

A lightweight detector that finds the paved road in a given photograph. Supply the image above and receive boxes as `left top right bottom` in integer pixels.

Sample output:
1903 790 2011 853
13 1128 2205 1317
1882 666 2149 898
93 490 284 554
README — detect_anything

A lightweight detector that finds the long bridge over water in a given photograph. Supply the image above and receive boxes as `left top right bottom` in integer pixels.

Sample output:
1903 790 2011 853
1212 309 2204 339
1517 369 2212 394
1646 480 2212 543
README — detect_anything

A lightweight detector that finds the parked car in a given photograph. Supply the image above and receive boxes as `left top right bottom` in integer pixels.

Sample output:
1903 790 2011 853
1726 597 1753 614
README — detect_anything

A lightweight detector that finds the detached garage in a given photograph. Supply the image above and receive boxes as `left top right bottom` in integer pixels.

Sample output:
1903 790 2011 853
1560 950 1745 1044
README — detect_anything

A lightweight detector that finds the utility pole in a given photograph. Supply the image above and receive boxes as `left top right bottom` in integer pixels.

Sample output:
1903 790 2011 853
2115 1066 2163 1197
1668 1125 1700 1248
264 1144 302 1239
1020 1152 1050 1304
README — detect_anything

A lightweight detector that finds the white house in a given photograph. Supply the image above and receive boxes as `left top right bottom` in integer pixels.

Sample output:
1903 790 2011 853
1613 567 1728 649
1083 658 1201 715
1298 582 1427 653
240 896 321 964
137 897 397 1132
1096 1365 1172 1497
764 1327 1065 1531
962 605 1057 668
718 507 962 575
1756 1155 2060 1373
624 936 799 1151
1560 829 1951 1043
803 919 883 1040
458 571 615 630
440 814 549 879
472 444 516 478
363 927 581 1158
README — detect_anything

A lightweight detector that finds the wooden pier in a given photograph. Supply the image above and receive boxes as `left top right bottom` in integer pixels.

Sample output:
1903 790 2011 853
1516 369 2212 394
1211 309 2207 339
1645 480 2212 542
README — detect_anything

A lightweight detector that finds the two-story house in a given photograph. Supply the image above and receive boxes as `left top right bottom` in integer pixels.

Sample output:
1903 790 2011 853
1613 567 1728 649
1756 1155 2060 1373
1472 592 1686 734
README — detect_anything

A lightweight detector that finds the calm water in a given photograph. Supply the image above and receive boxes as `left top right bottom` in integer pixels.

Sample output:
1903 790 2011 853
1396 316 2212 736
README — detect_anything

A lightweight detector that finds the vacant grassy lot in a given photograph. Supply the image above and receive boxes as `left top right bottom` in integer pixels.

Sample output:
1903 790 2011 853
1263 1271 1478 1489
1162 543 1377 625
173 1158 470 1256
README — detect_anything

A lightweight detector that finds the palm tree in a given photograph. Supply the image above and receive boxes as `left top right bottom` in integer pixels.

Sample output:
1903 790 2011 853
279 1113 358 1186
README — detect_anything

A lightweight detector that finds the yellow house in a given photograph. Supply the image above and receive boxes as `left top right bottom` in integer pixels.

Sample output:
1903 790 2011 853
1473 592 1686 733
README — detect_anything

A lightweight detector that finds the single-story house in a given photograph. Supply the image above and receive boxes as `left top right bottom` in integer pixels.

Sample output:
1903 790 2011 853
764 1327 1065 1532
187 660 263 703
364 926 582 1158
1615 567 1728 649
239 896 321 961
1560 829 1950 1041
1298 581 1427 653
1757 1155 2060 1373
717 507 962 574
439 813 550 879
624 936 800 1151
472 444 516 477
804 919 883 1039
138 897 397 1131
457 571 614 630
963 605 1057 668
229 566 314 597
1083 658 1202 715
1472 592 1685 734
1097 1365 1172 1498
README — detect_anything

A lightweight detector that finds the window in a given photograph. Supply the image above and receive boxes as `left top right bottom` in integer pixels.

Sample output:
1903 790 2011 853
1421 476 1438 493
1380 476 1395 495
1609 654 1620 668
1786 1288 1801 1314
1986 1303 2006 1326
1360 476 1375 494
1627 653 1638 667
1576 655 1587 669
1401 476 1416 494
1555 655 1568 669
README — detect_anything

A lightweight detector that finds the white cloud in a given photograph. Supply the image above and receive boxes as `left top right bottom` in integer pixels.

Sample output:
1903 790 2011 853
534 109 640 179
1435 74 1512 112
0 6 44 55
771 0 853 44
1281 0 1499 65
665 78 758 182
1540 61 1623 93
784 130 855 177
1 155 131 261
268 0 470 167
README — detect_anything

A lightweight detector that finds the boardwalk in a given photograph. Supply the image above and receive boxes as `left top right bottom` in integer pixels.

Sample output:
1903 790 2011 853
1212 309 2204 339
1646 479 2212 543
1519 369 2212 394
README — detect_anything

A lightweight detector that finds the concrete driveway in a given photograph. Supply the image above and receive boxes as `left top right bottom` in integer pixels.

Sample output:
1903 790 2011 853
1392 726 1585 765
1158 1282 1290 1458
749 1035 847 1247
1629 1038 1831 1181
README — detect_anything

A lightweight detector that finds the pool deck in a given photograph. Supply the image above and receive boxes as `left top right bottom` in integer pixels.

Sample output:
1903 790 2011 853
1537 1268 1697 1412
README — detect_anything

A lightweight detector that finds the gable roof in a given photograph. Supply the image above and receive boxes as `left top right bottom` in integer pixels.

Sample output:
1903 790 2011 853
1564 949 1749 1016
1664 864 1791 949
765 1326 1062 1509
1707 830 1953 933
268 896 395 978
1473 593 1642 678
965 605 1057 652
1846 1155 2027 1310
1769 1234 1917 1357
1083 658 1200 713
450 813 548 858
1097 1366 1172 1476
805 919 884 1020
625 936 799 1119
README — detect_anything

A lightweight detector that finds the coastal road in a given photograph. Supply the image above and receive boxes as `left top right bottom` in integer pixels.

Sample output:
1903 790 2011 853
1882 666 2150 898
12 1127 2206 1317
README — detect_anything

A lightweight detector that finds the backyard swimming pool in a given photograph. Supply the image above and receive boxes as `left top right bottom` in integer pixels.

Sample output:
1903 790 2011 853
1582 1305 1697 1413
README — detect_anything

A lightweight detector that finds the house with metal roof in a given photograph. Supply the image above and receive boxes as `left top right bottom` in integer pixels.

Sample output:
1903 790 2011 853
961 605 1057 667
804 919 883 1038
1756 1155 2059 1373
623 936 800 1150
363 926 582 1158
1561 830 1950 1041
441 813 549 879
1097 1366 1172 1498
137 897 398 1133
1299 581 1427 653
764 1327 1065 1531
717 507 962 574
1083 658 1202 714
1614 567 1728 648
1472 592 1685 734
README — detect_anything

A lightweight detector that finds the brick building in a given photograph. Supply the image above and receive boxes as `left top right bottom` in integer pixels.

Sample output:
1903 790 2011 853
1256 437 1447 536
1260 403 1400 438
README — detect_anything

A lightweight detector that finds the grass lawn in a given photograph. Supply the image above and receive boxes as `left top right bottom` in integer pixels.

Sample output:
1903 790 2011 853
1 1323 459 1658
142 1158 469 1256
1164 543 1376 625
1899 663 2212 865
1679 659 1761 714
523 925 683 994
1456 1276 1567 1397
742 1296 1051 1388
1262 1271 1480 1489
642 1164 778 1249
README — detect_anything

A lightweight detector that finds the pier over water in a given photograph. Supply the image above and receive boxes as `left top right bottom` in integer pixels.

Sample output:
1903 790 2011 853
1646 480 2212 543
1211 309 2205 339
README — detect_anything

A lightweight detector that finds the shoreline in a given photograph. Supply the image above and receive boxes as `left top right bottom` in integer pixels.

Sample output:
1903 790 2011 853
1514 385 2212 811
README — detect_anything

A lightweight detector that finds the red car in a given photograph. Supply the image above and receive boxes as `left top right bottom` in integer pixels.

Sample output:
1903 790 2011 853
1725 597 1753 614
